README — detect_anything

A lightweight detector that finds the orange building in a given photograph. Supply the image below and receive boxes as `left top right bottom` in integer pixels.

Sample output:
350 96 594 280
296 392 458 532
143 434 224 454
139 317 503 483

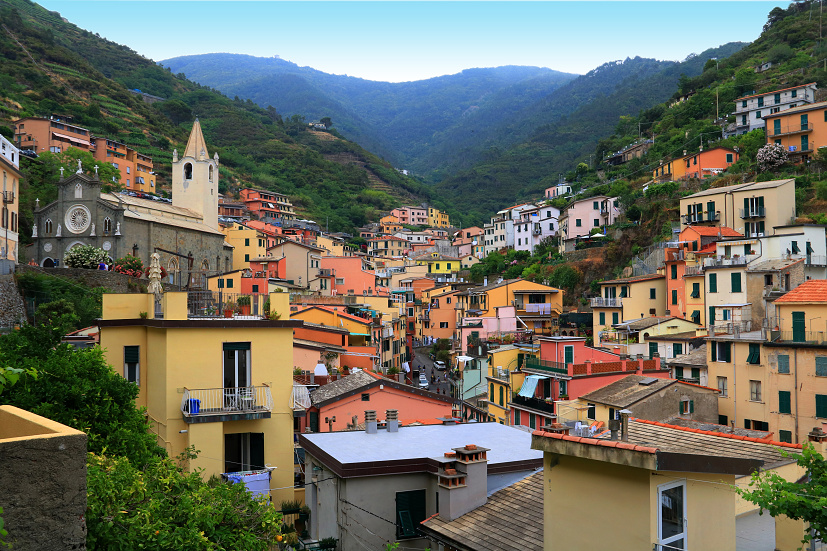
239 188 295 221
14 116 91 154
763 100 827 163
653 146 738 182
90 137 155 193
315 256 376 296
421 287 459 341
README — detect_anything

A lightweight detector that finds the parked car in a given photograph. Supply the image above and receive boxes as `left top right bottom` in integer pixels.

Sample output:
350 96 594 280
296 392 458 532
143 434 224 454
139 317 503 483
19 149 38 159
434 361 446 370
418 374 429 388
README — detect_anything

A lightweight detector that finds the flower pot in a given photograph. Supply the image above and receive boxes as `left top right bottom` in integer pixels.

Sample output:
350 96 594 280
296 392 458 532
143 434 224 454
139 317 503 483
240 305 251 316
224 309 233 318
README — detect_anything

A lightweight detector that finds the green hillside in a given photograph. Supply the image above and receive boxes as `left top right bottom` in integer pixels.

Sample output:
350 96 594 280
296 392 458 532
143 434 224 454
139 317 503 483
0 0 432 239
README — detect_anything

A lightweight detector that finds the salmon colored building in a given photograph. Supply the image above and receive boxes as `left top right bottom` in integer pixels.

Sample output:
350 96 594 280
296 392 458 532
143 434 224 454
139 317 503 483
318 256 376 296
421 287 459 341
14 117 91 155
239 187 295 221
299 370 455 433
90 137 155 193
763 100 827 163
654 146 738 182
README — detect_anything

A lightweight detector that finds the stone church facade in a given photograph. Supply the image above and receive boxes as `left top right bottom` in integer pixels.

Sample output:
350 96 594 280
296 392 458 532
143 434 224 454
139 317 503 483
29 120 231 283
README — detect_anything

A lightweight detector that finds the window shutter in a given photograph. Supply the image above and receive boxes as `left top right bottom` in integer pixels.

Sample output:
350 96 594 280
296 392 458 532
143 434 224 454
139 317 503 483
689 400 694 414
744 197 749 213
709 273 717 293
724 343 732 363
124 346 139 363
817 395 827 419
817 357 827 377
778 354 790 374
731 272 741 293
711 342 717 362
779 391 791 414
691 368 700 380
223 342 251 351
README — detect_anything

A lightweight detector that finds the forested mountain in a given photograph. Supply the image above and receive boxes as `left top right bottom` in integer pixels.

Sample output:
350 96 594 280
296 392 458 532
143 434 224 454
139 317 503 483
0 0 432 236
161 54 577 174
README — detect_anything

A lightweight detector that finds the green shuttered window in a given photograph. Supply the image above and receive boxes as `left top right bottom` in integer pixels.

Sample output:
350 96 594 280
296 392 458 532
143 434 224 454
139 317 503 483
778 355 790 374
817 395 827 419
709 273 717 293
779 391 791 414
818 357 827 377
747 343 760 365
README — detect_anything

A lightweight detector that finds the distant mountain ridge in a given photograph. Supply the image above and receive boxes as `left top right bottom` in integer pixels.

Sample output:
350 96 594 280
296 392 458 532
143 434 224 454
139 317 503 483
161 53 578 173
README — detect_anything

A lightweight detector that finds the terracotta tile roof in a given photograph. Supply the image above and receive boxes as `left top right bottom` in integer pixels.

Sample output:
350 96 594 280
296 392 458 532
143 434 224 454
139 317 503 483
419 471 543 551
687 226 743 237
292 306 372 325
774 280 827 303
736 82 816 101
578 375 717 408
601 273 665 285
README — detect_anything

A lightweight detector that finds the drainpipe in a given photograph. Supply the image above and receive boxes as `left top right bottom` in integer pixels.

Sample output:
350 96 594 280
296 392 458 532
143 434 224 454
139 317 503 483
794 348 800 443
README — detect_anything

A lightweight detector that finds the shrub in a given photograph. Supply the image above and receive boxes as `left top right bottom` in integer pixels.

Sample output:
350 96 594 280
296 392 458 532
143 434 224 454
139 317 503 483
756 143 789 172
63 245 111 269
113 254 144 278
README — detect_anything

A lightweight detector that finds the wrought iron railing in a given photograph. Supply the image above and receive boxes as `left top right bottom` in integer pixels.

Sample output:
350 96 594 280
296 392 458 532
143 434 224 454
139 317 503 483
770 330 827 345
740 207 766 219
511 394 556 415
703 256 748 268
768 122 813 136
590 297 622 308
523 357 568 375
187 291 269 319
181 385 273 417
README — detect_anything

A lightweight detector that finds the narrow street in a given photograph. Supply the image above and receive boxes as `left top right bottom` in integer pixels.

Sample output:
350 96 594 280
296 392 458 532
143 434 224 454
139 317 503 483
411 347 452 396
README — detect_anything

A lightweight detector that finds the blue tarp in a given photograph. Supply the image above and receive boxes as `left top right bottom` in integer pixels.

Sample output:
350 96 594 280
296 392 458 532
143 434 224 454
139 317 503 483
518 375 548 398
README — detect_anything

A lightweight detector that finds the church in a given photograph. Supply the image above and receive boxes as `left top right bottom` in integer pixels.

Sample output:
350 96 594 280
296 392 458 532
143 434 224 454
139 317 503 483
29 120 232 283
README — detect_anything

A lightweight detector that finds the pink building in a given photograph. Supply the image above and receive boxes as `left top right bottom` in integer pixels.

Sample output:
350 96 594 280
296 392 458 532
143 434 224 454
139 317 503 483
559 196 621 251
544 184 573 199
319 256 376 296
240 256 287 294
390 206 428 226
458 306 517 352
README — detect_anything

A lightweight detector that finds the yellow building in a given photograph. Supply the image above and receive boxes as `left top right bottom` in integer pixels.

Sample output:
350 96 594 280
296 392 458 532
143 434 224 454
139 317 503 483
455 278 564 335
98 290 298 504
592 274 666 345
485 344 535 424
315 234 357 257
222 223 269 270
1 134 20 263
678 179 796 232
413 252 461 274
427 207 450 228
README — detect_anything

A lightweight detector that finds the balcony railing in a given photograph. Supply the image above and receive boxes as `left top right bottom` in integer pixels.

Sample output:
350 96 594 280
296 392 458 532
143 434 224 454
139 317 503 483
768 122 813 136
683 265 703 276
769 330 827 345
740 207 766 219
523 357 568 376
510 394 556 416
709 320 752 335
682 212 720 224
590 297 622 308
703 256 748 268
188 291 269 319
318 268 335 277
181 386 273 420
2 191 14 204
806 255 827 267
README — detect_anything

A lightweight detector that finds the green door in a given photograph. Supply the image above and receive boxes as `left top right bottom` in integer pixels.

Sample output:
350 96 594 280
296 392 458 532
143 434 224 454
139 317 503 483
649 342 658 360
773 118 781 136
802 113 809 130
564 345 574 365
793 311 806 342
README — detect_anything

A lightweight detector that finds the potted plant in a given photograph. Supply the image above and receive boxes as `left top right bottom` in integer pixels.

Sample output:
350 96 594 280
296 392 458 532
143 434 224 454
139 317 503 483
280 499 302 515
268 310 281 320
237 295 252 316
319 537 338 550
223 301 235 318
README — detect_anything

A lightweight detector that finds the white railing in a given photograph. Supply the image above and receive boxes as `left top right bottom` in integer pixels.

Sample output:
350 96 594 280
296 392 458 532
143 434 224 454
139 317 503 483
181 385 273 417
590 297 622 308
709 320 752 335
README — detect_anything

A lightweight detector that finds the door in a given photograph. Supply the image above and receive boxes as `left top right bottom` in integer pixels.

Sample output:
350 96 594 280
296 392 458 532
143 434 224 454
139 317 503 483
658 480 687 550
223 343 251 409
649 342 658 360
792 311 806 342
564 345 573 366
773 118 781 136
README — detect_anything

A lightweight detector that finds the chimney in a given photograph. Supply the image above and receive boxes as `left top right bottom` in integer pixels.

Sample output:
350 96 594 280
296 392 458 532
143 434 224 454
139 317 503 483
483 277 488 287
365 410 378 434
608 418 621 441
619 409 632 442
436 445 489 521
386 409 399 432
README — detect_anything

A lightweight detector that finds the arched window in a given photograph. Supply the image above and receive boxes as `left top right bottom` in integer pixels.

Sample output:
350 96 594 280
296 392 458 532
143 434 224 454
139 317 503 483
168 257 178 285
208 165 213 182
200 259 210 288
225 257 230 272
499 386 504 407
45 218 53 236
184 163 193 180
490 383 494 401
75 183 82 198
103 217 112 234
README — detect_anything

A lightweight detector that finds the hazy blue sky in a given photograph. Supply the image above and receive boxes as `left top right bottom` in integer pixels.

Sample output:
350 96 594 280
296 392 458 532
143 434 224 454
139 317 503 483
37 1 790 82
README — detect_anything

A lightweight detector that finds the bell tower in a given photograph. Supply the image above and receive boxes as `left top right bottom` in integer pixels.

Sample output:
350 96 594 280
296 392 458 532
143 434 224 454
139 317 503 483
172 118 218 229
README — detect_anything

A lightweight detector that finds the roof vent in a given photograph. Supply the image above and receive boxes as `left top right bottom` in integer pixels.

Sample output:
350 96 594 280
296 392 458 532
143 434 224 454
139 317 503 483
638 377 658 386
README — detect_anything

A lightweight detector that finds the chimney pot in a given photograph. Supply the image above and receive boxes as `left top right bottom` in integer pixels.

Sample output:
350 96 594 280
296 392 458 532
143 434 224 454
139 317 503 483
365 410 378 434
608 419 621 440
619 410 632 442
386 409 399 432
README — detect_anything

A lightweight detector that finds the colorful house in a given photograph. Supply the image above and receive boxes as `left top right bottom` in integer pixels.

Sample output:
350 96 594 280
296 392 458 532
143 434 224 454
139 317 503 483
239 187 295 221
222 223 271 270
653 146 738 182
763 99 827 163
413 251 461 274
0 133 20 263
592 274 666 345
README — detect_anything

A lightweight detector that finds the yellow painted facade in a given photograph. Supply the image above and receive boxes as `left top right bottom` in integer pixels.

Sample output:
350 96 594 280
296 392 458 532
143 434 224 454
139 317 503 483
414 253 460 274
98 291 297 504
683 273 706 327
207 270 243 294
678 179 796 232
427 207 450 228
315 235 356 257
222 224 268 271
593 276 666 342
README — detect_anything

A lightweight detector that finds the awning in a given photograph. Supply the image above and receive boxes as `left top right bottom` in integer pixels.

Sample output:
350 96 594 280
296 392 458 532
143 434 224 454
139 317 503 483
52 132 90 146
517 374 549 398
314 363 328 376
456 355 474 363
513 289 560 294
720 239 758 247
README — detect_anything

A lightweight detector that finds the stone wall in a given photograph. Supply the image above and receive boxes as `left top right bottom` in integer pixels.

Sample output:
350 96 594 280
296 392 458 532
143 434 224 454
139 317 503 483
17 264 183 293
0 274 26 326
0 432 88 550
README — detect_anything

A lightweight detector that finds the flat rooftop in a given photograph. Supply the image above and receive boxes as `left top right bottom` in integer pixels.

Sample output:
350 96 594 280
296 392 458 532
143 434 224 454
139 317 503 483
300 422 542 476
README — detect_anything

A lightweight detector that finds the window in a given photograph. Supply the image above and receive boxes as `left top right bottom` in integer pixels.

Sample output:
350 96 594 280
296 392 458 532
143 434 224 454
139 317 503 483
712 341 731 362
778 354 790 374
680 398 694 415
717 376 728 397
103 217 112 234
792 241 800 254
335 278 344 285
593 201 599 210
45 218 53 236
756 110 762 119
817 357 827 377
252 284 259 293
742 114 747 125
749 380 762 402
575 219 582 227
719 414 729 426
514 409 520 426
675 366 684 379
650 288 656 300
612 312 619 325
774 93 781 104
657 481 686 549
499 386 504 407
747 343 760 365
671 265 678 279
361 393 370 401
244 254 249 262
673 343 683 357
224 433 264 473
779 430 792 443
779 391 791 414
594 219 599 227
599 312 605 325
439 322 448 329
587 403 596 420
758 97 764 107
708 273 717 293
742 100 747 108
124 346 140 384
817 395 827 419
671 289 678 305
245 238 250 246
726 153 733 163
226 278 233 289
690 283 700 298
731 272 742 293
792 89 798 98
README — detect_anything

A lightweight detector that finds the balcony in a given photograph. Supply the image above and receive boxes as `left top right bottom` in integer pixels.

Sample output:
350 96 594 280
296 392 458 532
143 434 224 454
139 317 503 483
768 122 813 137
523 357 568 376
684 265 703 276
2 191 14 204
187 291 269 320
510 394 557 416
181 385 273 423
788 141 814 154
703 256 748 268
590 297 622 308
682 211 720 225
769 330 827 345
318 268 335 277
806 255 827 267
709 320 753 336
740 207 766 219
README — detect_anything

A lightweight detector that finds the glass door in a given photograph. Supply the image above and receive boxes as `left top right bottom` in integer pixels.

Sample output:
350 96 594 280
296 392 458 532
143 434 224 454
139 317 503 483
658 480 687 550
223 344 251 410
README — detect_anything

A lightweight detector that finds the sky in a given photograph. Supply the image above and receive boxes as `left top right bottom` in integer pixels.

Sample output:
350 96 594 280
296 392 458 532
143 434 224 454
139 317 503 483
35 1 792 83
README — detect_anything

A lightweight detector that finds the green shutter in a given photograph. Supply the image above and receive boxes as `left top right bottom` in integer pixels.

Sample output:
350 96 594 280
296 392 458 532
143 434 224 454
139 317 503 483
731 272 742 293
748 343 760 364
612 312 619 325
778 354 790 374
779 430 792 443
599 312 605 325
691 283 700 298
779 391 791 414
396 489 426 538
223 342 251 351
675 366 684 379
649 342 658 360
709 306 715 324
499 386 504 407
671 265 678 279
792 312 806 342
817 395 827 419
707 201 716 217
711 342 717 362
124 346 139 363
709 273 717 293
689 400 694 414
817 357 827 377
691 367 700 380
691 310 700 324
744 197 749 214
673 343 683 357
724 342 732 363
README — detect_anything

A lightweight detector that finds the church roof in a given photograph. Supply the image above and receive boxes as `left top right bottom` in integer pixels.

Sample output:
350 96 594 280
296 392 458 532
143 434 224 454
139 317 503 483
183 118 209 159
99 193 225 236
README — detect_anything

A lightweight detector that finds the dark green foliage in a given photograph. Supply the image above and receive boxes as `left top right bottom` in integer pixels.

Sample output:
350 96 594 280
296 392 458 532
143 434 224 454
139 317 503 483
16 271 106 329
